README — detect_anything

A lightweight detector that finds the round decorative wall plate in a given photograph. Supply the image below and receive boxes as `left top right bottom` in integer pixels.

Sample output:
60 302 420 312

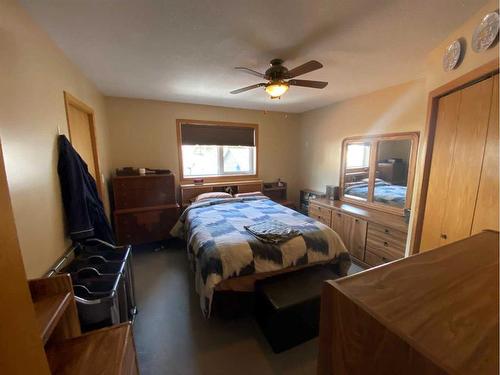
442 40 461 72
472 12 499 53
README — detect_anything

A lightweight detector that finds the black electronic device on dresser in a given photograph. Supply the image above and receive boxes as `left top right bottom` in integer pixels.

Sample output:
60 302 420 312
299 189 325 215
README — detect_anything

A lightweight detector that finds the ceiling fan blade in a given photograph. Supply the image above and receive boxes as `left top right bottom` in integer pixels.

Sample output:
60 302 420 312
234 67 266 78
230 83 266 94
288 79 328 89
286 60 323 78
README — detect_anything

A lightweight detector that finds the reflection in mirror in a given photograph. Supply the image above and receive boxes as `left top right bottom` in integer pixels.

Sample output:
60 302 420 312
343 142 371 201
373 140 411 208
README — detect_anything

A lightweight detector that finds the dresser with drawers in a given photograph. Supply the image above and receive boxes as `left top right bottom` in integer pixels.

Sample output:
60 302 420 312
112 173 180 245
309 198 408 267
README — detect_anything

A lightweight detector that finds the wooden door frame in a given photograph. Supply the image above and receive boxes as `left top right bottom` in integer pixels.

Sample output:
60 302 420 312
63 91 103 198
409 58 499 255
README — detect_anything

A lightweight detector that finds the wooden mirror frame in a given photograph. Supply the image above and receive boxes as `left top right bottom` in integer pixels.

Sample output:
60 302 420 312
340 132 419 215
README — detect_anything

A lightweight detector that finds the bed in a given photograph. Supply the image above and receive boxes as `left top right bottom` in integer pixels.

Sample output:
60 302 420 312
344 179 407 207
171 196 349 317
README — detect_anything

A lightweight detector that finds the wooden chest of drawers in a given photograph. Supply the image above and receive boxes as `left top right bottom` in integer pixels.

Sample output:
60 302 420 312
112 174 179 245
114 205 179 245
113 174 176 209
318 231 499 374
309 199 408 267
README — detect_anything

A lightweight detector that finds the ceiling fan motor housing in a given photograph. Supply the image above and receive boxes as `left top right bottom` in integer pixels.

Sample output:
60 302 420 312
265 59 289 81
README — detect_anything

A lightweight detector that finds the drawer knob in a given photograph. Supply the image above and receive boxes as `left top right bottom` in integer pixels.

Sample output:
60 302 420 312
384 229 389 233
383 241 389 247
441 234 447 240
355 219 359 223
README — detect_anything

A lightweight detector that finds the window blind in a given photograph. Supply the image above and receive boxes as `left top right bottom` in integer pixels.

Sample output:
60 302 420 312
180 124 255 147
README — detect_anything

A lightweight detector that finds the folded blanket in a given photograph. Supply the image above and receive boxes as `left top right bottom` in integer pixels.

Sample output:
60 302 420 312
244 220 302 244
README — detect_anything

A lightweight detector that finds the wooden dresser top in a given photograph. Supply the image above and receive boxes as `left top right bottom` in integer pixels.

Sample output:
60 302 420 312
329 230 499 374
310 198 408 232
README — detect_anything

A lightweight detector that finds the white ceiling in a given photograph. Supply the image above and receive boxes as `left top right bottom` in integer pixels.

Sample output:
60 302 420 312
20 0 486 113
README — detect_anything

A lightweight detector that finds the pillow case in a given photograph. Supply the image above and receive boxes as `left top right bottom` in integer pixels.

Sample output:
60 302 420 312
195 192 233 202
233 191 264 198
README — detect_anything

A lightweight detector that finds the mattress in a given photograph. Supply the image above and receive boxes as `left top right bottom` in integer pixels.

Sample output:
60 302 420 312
171 196 349 317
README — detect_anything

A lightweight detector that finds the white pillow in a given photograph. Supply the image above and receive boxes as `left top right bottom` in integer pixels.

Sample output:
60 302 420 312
234 191 264 198
195 192 232 202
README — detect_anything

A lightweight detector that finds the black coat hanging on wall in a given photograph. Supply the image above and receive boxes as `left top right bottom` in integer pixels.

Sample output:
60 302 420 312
57 135 115 244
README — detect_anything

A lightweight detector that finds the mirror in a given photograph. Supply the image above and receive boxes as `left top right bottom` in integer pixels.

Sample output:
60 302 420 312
374 140 411 208
343 142 371 201
340 133 419 214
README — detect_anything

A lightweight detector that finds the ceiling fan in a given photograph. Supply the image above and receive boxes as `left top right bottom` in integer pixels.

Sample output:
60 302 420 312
230 59 328 99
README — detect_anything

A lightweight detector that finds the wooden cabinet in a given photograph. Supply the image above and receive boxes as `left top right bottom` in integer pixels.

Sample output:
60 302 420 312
421 75 499 251
365 223 406 262
329 210 367 261
114 206 179 245
309 199 407 267
45 323 139 375
113 174 176 210
318 230 499 375
113 174 179 245
309 203 332 226
28 274 139 375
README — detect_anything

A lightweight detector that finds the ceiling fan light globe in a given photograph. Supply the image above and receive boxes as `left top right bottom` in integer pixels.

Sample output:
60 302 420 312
265 82 289 98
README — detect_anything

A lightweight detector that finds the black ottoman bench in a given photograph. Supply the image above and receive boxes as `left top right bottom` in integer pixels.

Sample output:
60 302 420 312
255 265 341 353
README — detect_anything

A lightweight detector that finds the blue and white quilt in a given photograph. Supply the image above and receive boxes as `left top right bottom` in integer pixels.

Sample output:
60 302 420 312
344 180 407 207
171 196 349 317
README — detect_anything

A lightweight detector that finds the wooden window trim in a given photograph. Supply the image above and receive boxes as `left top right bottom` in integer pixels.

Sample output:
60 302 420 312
340 132 420 216
176 119 259 184
63 91 103 199
409 58 499 255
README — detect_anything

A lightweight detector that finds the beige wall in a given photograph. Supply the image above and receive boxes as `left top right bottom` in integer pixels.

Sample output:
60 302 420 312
297 80 427 192
0 0 112 278
297 0 498 254
425 0 499 91
105 97 302 202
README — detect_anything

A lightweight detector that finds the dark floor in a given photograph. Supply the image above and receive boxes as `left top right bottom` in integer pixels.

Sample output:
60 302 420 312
131 240 364 375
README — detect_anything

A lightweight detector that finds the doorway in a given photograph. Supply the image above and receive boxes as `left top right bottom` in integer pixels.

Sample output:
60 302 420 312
63 91 102 197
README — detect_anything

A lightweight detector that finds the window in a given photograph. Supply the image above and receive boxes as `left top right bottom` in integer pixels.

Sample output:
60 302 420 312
178 120 258 180
345 143 371 169
182 145 255 177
